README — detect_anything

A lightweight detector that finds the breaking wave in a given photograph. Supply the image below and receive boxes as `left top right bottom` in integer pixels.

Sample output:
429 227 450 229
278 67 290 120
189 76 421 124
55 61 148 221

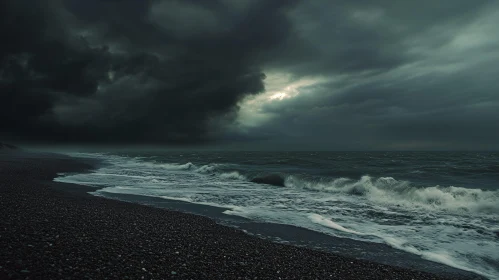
97 154 498 215
158 162 196 170
286 175 499 214
219 171 246 180
56 152 499 279
61 153 499 216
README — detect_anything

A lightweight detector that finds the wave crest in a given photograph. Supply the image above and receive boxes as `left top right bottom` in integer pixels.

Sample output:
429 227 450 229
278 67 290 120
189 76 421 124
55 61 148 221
219 171 246 180
158 162 227 174
286 175 499 214
158 162 195 170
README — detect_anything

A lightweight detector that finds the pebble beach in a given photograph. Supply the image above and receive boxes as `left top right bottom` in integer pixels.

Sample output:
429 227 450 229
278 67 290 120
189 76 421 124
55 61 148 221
0 151 481 279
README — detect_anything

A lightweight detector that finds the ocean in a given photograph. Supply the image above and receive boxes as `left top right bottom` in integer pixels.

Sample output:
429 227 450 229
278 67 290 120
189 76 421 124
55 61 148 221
54 151 499 279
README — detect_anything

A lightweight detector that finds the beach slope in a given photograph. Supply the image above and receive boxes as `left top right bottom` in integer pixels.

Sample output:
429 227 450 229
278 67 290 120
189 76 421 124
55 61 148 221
0 151 478 279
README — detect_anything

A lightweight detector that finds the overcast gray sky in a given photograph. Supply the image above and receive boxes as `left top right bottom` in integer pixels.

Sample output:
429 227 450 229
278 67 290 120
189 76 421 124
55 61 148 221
1 0 498 150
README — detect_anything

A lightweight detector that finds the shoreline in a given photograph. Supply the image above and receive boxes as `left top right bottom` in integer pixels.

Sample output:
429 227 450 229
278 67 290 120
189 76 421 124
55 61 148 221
89 192 484 278
0 150 485 279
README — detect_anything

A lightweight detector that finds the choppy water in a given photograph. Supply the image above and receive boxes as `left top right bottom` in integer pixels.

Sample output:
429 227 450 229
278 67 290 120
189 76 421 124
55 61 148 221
55 151 499 279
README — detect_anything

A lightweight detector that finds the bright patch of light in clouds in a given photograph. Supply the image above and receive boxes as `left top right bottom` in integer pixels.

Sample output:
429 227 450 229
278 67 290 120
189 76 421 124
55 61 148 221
235 72 327 128
265 72 326 100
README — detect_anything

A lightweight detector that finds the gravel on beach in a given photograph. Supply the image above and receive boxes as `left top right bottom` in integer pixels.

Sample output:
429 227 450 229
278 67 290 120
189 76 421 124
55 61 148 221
0 151 479 279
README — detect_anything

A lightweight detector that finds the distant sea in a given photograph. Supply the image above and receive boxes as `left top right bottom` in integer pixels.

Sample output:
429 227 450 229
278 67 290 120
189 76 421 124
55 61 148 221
55 151 499 279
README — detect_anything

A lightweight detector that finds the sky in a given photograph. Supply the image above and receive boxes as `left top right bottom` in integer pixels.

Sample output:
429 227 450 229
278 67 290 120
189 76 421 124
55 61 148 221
1 0 498 150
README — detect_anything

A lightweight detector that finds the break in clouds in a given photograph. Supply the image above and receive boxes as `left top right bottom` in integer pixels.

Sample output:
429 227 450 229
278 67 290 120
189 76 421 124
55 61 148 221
1 0 295 144
1 0 499 149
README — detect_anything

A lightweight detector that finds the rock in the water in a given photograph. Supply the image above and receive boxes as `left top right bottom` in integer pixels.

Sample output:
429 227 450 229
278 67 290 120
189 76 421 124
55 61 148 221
250 174 285 187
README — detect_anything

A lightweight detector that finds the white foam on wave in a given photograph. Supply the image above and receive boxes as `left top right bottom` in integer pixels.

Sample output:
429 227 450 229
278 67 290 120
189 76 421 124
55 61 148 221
160 195 194 203
382 236 497 279
91 172 160 180
158 162 196 170
219 171 246 180
222 207 249 217
286 175 499 215
308 213 364 235
196 164 218 173
56 152 499 279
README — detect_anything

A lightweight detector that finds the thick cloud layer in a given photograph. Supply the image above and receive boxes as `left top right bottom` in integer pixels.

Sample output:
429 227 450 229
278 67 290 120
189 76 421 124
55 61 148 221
232 0 499 150
0 0 296 144
2 0 499 149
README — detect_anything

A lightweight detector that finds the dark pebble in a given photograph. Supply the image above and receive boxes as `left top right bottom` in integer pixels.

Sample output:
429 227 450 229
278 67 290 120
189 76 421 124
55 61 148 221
0 151 483 280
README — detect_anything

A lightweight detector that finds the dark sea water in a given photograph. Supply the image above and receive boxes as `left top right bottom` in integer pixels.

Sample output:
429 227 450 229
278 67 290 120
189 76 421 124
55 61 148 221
55 151 499 279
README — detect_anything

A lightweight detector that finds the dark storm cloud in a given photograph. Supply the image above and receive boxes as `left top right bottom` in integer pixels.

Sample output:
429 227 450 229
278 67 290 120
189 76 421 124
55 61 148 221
267 0 494 75
0 0 297 144
3 0 499 149
251 63 499 150
233 0 499 150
